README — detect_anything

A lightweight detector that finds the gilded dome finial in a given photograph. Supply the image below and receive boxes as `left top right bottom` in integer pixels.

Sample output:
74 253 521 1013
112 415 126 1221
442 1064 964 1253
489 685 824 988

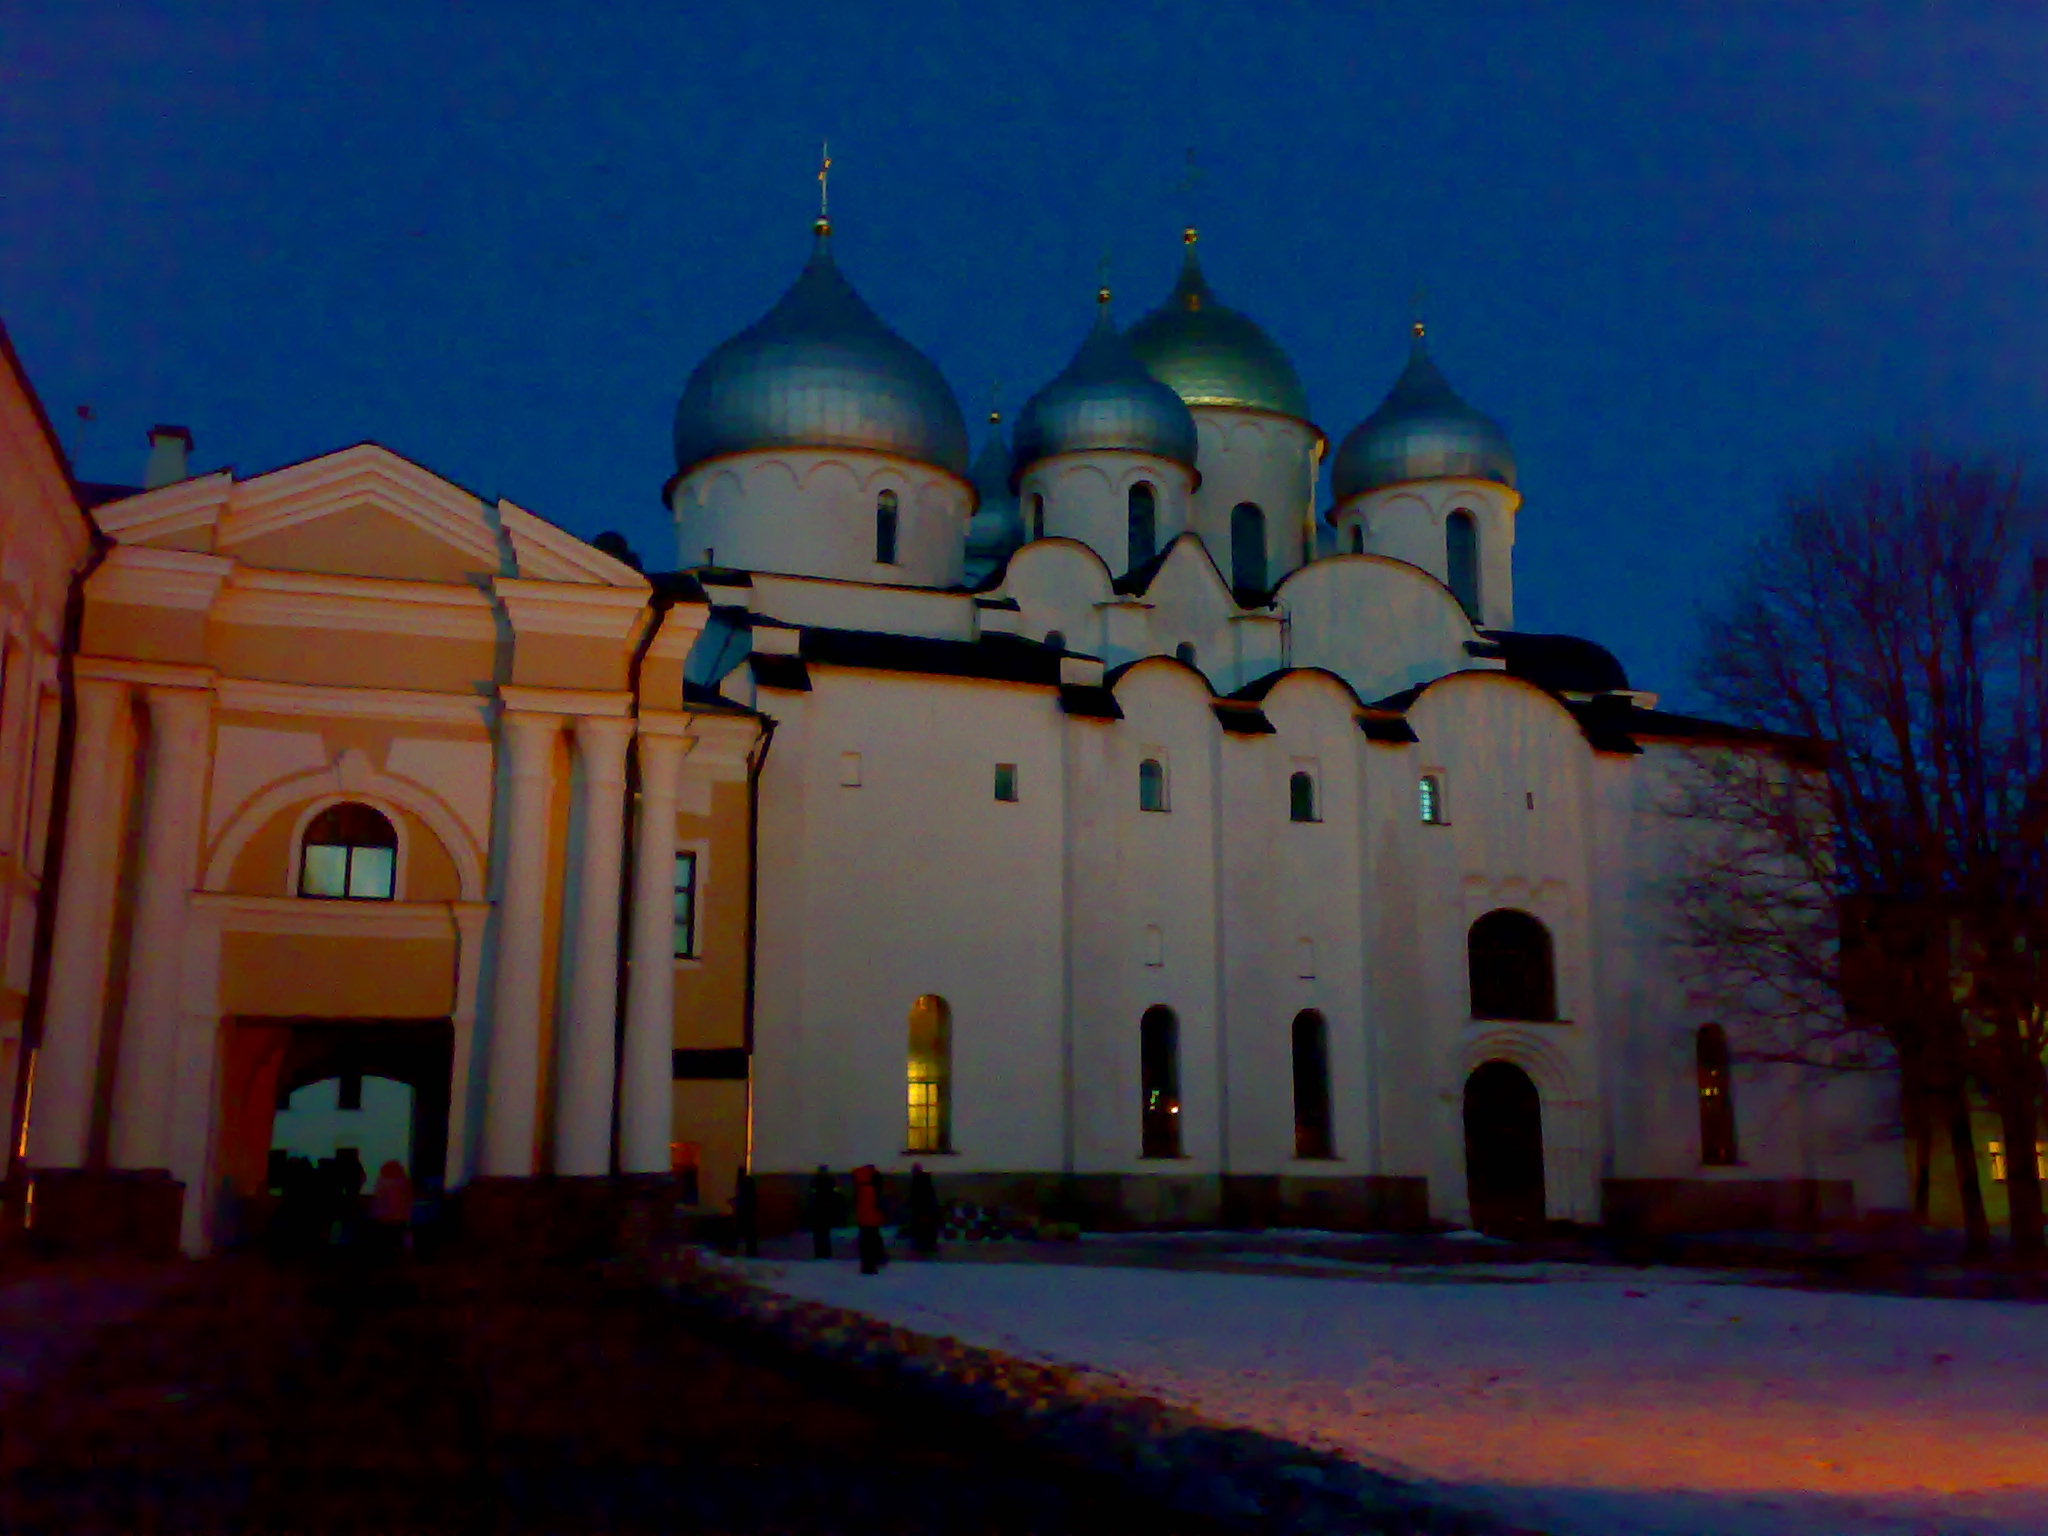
1183 226 1199 246
1410 283 1427 340
813 139 834 237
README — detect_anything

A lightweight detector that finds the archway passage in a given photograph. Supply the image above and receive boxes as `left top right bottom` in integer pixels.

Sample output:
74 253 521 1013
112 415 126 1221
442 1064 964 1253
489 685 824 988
1463 1059 1544 1236
220 1018 453 1242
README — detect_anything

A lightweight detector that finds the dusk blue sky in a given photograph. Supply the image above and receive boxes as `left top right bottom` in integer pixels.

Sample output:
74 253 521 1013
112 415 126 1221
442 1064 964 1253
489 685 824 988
6 3 2044 706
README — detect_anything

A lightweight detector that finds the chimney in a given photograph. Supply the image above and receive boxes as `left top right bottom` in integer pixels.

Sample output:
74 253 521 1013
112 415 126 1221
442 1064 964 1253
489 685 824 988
144 424 193 489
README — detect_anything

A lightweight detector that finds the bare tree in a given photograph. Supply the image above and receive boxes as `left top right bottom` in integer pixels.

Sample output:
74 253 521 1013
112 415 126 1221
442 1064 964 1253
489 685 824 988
1668 450 2048 1260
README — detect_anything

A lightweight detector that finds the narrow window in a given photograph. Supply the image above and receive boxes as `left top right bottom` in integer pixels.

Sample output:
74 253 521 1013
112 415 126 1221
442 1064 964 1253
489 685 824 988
1696 1024 1737 1165
1349 524 1364 554
1446 509 1480 619
1467 909 1556 1022
839 751 862 787
1140 1006 1181 1157
1419 774 1445 824
1030 493 1045 541
1231 502 1267 595
672 850 699 958
876 489 900 565
1174 642 1197 667
1127 481 1157 570
1044 629 1065 653
1138 757 1168 812
1292 1010 1333 1159
298 802 398 901
993 762 1019 802
337 1072 364 1112
906 995 952 1153
1289 770 1317 823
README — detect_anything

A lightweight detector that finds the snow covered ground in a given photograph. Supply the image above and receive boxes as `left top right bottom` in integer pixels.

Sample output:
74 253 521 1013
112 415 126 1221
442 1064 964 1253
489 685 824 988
742 1255 2048 1536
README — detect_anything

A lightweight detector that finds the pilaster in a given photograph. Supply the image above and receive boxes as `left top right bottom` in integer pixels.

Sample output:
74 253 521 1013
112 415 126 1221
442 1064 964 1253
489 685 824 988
554 714 634 1175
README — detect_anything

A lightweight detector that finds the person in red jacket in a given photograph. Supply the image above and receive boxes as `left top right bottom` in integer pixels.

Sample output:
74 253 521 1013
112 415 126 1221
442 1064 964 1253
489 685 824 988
852 1164 888 1276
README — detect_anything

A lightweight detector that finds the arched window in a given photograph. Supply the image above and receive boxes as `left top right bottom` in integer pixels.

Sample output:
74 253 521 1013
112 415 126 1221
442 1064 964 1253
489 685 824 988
1044 629 1066 653
906 995 952 1152
1288 770 1317 823
299 802 397 900
1349 524 1364 554
1446 509 1480 618
1467 909 1556 1022
1419 774 1445 824
1140 1006 1180 1157
1138 757 1168 812
1174 641 1197 667
1292 1010 1333 1158
1231 502 1267 595
875 489 900 565
1030 493 1045 541
1127 482 1157 570
1697 1024 1737 1165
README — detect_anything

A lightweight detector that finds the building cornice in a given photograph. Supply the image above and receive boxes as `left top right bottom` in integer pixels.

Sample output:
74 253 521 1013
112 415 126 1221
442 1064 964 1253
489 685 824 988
498 684 634 718
88 545 235 611
193 891 487 941
73 656 216 690
493 577 652 644
215 677 490 727
216 568 498 642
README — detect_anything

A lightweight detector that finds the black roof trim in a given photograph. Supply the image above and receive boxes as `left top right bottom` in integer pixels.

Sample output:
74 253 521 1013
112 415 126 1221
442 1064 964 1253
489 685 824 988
1214 703 1276 735
1464 638 1507 660
1626 706 1829 764
749 654 812 692
1060 684 1123 719
973 594 1021 611
1481 629 1631 694
1565 696 1645 756
1359 715 1420 744
681 680 760 716
689 566 755 587
799 626 1066 686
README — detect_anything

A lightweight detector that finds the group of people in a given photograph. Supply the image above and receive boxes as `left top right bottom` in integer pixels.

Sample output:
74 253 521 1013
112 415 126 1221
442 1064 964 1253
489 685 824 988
729 1163 944 1275
267 1147 415 1259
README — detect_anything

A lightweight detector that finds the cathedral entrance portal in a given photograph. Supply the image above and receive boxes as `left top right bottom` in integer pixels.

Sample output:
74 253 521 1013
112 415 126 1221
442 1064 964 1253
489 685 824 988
1463 1059 1545 1237
220 1018 453 1243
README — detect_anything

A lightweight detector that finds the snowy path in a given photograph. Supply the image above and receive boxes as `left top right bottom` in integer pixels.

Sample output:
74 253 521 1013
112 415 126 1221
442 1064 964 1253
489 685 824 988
744 1257 2048 1536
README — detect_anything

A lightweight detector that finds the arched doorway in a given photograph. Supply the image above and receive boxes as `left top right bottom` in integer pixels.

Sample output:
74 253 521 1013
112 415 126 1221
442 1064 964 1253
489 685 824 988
220 1018 453 1244
1463 1059 1544 1236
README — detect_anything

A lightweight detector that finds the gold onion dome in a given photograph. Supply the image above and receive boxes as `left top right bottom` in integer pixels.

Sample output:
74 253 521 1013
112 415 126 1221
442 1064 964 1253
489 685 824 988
1125 232 1310 421
672 223 969 479
1011 292 1199 483
1331 328 1515 502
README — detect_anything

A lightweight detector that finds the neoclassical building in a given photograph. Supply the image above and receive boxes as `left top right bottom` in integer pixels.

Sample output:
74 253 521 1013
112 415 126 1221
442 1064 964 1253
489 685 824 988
3 217 1905 1254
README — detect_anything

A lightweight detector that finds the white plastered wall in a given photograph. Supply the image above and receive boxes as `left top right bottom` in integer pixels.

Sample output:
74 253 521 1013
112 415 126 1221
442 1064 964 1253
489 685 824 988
1017 453 1195 580
1333 478 1519 630
671 449 972 589
1187 408 1320 590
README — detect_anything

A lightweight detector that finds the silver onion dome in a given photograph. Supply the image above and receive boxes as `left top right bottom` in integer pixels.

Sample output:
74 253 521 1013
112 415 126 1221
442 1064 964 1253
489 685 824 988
1331 329 1515 502
672 222 969 479
964 412 1024 581
1126 234 1310 421
1012 294 1199 484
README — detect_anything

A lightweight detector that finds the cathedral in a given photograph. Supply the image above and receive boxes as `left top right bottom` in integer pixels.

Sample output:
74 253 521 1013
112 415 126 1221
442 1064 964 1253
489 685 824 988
0 212 1903 1256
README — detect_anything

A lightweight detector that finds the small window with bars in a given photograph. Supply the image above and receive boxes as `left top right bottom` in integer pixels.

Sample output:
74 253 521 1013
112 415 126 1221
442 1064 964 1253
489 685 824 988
673 851 699 959
1419 774 1447 825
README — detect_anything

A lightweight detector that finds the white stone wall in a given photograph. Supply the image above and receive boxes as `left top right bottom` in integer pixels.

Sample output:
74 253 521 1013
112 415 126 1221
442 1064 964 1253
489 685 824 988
1333 478 1519 630
1016 454 1196 580
1186 408 1321 590
672 449 972 589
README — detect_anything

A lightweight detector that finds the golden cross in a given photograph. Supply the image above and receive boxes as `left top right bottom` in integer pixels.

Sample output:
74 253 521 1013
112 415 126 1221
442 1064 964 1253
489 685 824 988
1174 147 1204 235
818 140 832 219
1410 283 1428 339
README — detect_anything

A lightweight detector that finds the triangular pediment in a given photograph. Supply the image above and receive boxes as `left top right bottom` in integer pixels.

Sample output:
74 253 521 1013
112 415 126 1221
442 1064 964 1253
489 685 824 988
217 444 507 583
98 442 646 590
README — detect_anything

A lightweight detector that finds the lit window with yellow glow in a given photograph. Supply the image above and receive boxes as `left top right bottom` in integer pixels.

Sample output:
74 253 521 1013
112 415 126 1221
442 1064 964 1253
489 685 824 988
905 994 952 1153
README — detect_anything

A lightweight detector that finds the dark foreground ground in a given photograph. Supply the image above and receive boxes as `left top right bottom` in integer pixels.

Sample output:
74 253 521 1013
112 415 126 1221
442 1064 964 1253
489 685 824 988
0 1253 1242 1536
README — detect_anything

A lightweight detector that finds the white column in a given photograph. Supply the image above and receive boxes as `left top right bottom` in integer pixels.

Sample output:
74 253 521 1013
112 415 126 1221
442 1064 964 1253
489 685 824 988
111 685 214 1171
620 731 687 1174
554 715 633 1176
481 709 561 1177
444 901 489 1190
24 677 132 1169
